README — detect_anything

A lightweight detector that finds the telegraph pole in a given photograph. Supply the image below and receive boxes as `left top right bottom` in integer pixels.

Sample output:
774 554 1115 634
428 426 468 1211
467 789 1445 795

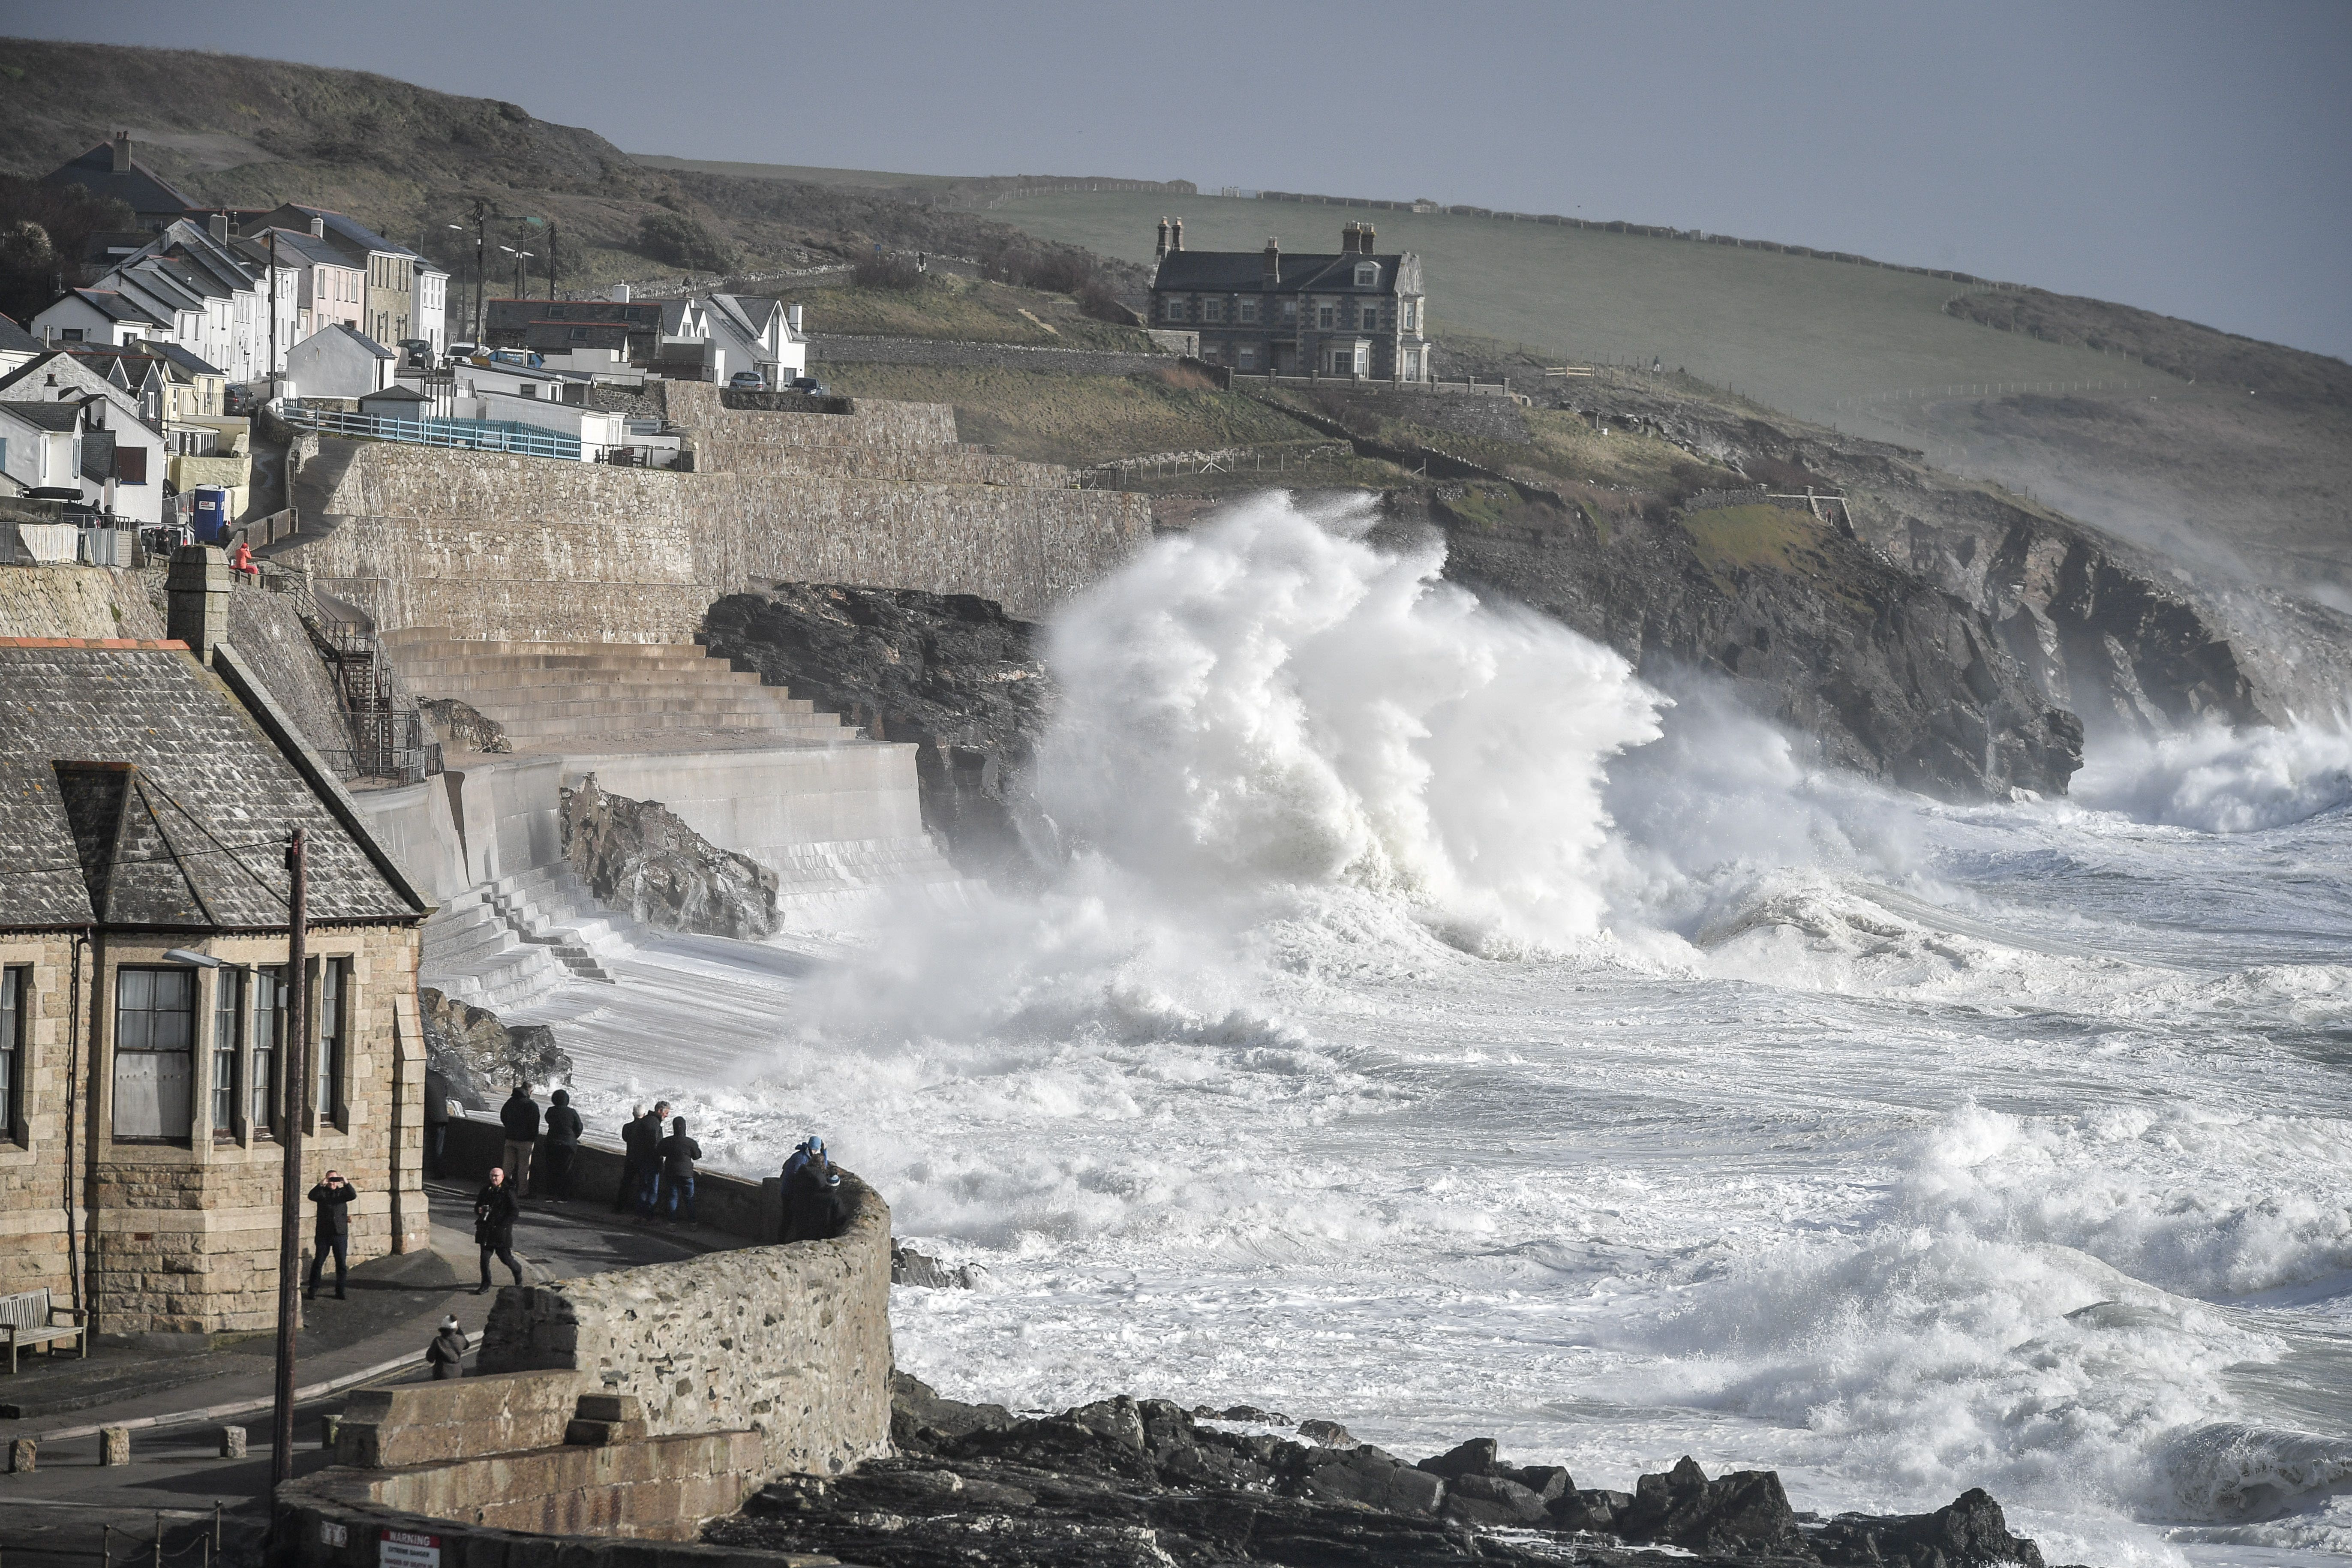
267 228 279 394
270 828 309 1488
546 224 558 301
470 198 489 345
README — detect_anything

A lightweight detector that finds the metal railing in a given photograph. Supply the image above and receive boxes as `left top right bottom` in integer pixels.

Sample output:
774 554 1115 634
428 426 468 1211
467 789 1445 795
278 403 584 462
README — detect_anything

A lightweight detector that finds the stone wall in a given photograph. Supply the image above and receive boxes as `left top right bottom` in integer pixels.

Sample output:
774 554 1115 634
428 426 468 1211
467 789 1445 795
0 564 167 640
280 391 1151 638
478 1170 893 1479
808 333 1176 378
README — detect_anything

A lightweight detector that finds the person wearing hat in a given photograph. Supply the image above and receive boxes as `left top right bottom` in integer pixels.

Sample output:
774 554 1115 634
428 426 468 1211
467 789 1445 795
781 1134 825 1190
784 1146 848 1242
426 1316 469 1380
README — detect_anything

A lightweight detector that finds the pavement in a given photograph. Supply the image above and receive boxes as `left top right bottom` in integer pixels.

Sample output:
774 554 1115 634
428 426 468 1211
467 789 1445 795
0 1179 745 1568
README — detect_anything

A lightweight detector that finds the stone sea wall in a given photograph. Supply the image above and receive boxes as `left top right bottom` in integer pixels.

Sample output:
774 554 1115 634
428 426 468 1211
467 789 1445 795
477 1170 893 1479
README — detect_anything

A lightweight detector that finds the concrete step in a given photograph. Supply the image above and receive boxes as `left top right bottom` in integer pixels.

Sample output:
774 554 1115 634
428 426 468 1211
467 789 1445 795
400 666 779 694
486 712 843 740
450 693 826 722
397 653 749 679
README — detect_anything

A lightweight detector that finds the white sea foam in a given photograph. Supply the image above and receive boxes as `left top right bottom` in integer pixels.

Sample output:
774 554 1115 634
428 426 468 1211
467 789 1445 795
2073 716 2352 832
529 493 2352 1567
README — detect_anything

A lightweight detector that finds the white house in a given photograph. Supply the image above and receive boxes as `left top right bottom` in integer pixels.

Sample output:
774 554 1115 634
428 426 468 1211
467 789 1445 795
413 262 449 359
0 398 84 495
285 323 396 400
240 225 363 343
42 218 297 387
31 288 160 349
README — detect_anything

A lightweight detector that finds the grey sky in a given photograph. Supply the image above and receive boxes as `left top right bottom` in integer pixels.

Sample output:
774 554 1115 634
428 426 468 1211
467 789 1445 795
12 0 2349 360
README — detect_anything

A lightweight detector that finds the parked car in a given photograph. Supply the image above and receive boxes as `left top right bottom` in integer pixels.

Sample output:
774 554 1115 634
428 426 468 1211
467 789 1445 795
784 375 829 397
223 384 255 415
728 371 768 392
396 338 434 370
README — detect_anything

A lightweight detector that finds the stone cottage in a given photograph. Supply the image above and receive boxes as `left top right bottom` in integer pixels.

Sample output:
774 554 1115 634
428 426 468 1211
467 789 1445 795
1148 218 1430 381
0 550 433 1335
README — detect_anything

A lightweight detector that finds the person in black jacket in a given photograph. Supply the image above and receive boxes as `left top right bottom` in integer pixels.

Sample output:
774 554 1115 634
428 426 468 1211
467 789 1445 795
613 1102 648 1214
304 1170 359 1299
784 1153 848 1242
473 1167 523 1294
655 1116 702 1226
541 1089 583 1203
499 1084 540 1198
631 1101 671 1219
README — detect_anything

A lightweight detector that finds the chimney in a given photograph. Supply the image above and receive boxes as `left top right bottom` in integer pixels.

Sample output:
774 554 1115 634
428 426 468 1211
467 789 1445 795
610 282 633 303
165 545 233 659
1340 222 1357 253
1171 218 1183 252
1361 222 1376 252
207 212 228 243
309 215 325 238
111 131 131 173
1263 236 1280 286
1155 217 1169 261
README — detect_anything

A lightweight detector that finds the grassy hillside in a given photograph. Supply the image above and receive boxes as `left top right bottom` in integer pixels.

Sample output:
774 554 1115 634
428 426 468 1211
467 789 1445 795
791 276 1154 348
996 191 2352 600
991 192 2164 421
0 39 1130 304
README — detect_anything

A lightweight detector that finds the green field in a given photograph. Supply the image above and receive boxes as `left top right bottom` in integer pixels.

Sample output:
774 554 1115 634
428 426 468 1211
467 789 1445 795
630 156 977 191
989 192 2170 431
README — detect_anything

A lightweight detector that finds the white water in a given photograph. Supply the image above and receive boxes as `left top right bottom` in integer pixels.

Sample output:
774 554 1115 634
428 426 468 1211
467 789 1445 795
536 496 2352 1568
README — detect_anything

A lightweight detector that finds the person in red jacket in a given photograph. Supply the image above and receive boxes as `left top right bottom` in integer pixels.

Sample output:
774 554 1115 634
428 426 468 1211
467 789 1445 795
228 538 259 579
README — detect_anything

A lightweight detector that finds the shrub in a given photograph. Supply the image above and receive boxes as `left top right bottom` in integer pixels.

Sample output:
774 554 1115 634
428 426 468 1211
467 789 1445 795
637 211 733 273
852 252 925 291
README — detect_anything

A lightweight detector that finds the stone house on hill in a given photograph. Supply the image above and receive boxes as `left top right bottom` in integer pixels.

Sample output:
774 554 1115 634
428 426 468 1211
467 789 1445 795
0 557 433 1335
42 133 199 230
1148 218 1430 381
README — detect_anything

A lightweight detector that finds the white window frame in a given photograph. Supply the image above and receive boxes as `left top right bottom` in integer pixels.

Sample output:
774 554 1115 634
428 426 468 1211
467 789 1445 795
1355 262 1379 287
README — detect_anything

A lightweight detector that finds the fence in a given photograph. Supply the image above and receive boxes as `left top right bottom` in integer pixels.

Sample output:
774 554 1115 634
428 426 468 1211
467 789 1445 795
279 405 583 463
1832 376 2159 413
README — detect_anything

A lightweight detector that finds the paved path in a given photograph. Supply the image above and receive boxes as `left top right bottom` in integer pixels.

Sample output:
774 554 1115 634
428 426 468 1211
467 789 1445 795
0 1183 742 1567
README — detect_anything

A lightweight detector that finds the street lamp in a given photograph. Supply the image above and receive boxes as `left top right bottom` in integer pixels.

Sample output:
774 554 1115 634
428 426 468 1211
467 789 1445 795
499 245 534 301
447 224 466 343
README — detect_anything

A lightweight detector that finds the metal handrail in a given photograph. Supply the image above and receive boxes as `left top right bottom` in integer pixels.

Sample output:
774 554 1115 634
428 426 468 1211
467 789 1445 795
278 404 586 462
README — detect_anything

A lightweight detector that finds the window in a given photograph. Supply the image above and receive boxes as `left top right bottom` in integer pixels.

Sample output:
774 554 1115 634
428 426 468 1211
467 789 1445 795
1163 297 1187 322
117 448 147 484
568 327 588 341
252 965 283 1135
61 327 84 342
1238 300 1258 324
1361 303 1381 330
315 958 349 1123
114 967 195 1139
1355 263 1379 287
0 966 24 1142
1403 300 1417 331
212 967 242 1136
1238 345 1257 368
1202 300 1223 323
1280 299 1298 323
1317 304 1336 330
548 306 568 319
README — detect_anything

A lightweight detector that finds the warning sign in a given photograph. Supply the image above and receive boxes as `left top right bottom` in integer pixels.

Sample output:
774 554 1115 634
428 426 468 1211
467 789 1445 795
379 1528 440 1568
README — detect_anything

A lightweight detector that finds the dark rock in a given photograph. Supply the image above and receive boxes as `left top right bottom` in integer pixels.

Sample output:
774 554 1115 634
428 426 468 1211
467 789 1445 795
1816 1487 2048 1568
1442 1472 1551 1526
1297 1418 1357 1449
888 1372 1012 1450
1552 1487 1634 1532
1618 1455 1801 1554
702 584 1051 882
1301 1450 1447 1516
1506 1464 1572 1503
1219 1404 1291 1425
415 988 568 1104
1417 1437 1501 1478
1063 1397 1147 1452
559 772 779 940
891 1243 989 1289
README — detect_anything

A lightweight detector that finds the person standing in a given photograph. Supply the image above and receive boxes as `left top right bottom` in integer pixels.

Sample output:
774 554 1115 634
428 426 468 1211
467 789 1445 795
304 1169 359 1299
499 1084 541 1198
473 1167 524 1294
423 1069 453 1177
633 1101 671 1219
656 1116 702 1227
542 1088 583 1203
614 1103 649 1214
426 1315 468 1380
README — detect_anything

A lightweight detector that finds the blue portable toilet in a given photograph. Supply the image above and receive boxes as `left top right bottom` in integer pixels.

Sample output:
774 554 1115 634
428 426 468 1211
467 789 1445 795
191 487 230 544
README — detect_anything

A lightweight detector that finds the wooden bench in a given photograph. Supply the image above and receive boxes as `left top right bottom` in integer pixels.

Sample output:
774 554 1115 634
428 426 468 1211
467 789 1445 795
1 1288 87 1374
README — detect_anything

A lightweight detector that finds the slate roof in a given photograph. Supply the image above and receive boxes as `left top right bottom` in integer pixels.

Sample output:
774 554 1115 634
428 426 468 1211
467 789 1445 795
522 322 635 351
43 143 198 222
330 324 395 360
1153 251 1402 294
1 401 86 431
238 228 352 270
0 641 430 930
80 428 115 482
0 315 39 355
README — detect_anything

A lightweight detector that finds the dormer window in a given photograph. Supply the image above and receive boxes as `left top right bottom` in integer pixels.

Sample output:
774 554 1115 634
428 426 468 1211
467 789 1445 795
1354 262 1379 287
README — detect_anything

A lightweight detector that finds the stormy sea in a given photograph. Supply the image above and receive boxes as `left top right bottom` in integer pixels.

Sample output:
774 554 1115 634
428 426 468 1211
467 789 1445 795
538 495 2352 1568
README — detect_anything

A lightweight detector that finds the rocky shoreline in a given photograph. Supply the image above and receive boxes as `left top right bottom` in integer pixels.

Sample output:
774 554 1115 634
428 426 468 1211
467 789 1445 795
705 1375 2063 1567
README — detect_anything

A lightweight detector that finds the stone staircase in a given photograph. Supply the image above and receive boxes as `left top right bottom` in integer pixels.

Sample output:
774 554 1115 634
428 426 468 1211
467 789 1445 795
379 630 846 751
422 865 639 1012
